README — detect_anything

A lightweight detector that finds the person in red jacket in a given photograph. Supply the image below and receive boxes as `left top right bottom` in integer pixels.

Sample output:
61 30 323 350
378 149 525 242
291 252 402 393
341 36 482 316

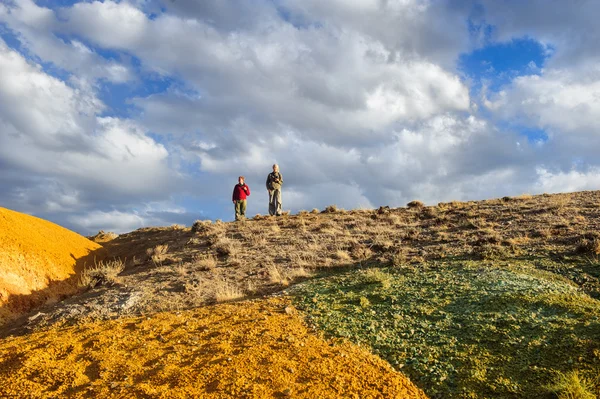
232 176 250 220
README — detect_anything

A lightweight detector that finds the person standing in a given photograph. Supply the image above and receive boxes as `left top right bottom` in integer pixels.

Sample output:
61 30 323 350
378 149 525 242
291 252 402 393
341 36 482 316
266 164 283 216
232 176 250 220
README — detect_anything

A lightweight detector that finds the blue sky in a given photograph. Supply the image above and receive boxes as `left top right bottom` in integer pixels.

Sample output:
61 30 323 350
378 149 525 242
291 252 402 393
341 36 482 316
1 0 599 234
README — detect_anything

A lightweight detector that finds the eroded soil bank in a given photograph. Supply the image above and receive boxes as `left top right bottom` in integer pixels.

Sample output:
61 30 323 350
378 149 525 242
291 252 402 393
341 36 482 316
0 207 103 325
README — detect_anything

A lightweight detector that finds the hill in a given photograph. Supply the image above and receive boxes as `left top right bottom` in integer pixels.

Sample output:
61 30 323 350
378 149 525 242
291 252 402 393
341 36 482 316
0 207 104 326
0 191 599 398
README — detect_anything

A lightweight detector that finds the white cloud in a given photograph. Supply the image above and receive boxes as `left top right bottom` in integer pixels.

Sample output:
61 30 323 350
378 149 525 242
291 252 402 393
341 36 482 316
2 0 600 233
0 0 134 84
0 38 180 222
488 70 600 134
57 0 470 145
69 210 147 233
534 168 600 194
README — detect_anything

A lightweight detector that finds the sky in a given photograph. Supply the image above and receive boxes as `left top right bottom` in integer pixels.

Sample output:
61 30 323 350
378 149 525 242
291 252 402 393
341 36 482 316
1 0 599 235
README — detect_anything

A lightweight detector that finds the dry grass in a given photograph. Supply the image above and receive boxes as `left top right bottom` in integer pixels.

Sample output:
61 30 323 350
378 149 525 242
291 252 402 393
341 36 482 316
213 279 244 302
350 242 373 261
174 262 188 276
45 189 600 336
191 220 213 233
267 263 312 286
79 259 125 288
192 254 218 271
334 250 352 261
212 236 240 257
407 200 424 208
323 205 338 213
546 371 597 399
148 244 169 266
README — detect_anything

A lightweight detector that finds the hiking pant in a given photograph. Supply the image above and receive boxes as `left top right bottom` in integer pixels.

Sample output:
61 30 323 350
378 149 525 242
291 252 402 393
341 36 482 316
269 189 282 216
234 200 247 220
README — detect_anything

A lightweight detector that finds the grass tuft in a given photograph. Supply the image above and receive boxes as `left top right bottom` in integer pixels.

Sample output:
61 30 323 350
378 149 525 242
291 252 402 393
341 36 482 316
546 371 597 399
79 259 125 288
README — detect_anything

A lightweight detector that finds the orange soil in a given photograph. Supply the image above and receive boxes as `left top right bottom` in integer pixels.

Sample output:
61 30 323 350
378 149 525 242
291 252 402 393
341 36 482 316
0 297 427 398
0 207 103 323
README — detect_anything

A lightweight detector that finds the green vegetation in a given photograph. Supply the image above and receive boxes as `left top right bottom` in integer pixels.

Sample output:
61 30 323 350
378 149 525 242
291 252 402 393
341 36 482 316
291 260 600 398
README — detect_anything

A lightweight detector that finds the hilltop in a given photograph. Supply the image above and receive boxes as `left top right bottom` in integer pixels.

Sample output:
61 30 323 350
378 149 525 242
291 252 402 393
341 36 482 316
0 191 599 398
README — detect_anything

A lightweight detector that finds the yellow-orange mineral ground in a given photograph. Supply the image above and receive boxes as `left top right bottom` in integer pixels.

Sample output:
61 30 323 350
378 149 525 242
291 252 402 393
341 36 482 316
0 297 427 398
0 207 103 324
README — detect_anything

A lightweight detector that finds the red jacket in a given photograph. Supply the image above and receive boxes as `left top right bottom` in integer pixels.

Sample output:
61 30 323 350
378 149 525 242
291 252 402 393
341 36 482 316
232 183 250 201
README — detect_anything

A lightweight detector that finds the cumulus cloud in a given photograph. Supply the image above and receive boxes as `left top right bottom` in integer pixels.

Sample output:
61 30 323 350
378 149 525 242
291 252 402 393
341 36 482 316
1 0 599 233
0 37 182 233
534 168 600 194
0 0 134 84
487 70 600 134
56 0 470 146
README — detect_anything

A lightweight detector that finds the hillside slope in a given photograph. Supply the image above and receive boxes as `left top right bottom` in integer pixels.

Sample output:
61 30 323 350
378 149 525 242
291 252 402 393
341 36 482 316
0 191 599 398
0 207 104 325
10 191 599 334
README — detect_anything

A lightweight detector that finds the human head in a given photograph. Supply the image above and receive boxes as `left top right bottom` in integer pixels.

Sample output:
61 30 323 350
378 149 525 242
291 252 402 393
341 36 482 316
272 164 279 172
238 176 245 184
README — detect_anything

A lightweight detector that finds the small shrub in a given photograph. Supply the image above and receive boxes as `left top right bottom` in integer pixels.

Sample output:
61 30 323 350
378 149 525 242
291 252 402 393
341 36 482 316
192 254 218 271
376 206 390 215
548 195 570 211
88 230 119 243
546 371 596 399
148 244 169 265
213 237 239 257
79 259 125 288
350 242 373 260
576 237 600 256
371 235 393 251
334 250 352 261
385 214 401 226
174 262 188 276
474 243 510 260
532 228 552 238
191 220 212 233
407 200 424 208
420 207 438 219
310 208 320 214
359 296 371 308
171 224 186 230
267 264 311 286
323 205 338 213
404 228 421 240
363 269 392 289
391 251 409 268
213 279 244 302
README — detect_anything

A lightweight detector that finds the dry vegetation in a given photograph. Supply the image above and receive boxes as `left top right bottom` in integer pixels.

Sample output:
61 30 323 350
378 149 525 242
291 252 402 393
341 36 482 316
4 191 600 335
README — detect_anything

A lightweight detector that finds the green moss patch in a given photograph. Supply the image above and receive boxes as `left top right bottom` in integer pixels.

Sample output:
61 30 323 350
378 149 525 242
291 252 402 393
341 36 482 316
291 261 600 398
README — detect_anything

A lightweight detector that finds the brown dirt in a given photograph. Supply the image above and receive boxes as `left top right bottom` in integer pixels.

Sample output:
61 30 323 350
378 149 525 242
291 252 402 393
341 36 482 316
0 207 104 325
5 190 600 334
0 297 427 398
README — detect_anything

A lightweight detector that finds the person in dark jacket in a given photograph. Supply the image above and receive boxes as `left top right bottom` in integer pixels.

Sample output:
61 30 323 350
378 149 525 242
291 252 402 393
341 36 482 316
266 164 283 216
232 176 250 220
